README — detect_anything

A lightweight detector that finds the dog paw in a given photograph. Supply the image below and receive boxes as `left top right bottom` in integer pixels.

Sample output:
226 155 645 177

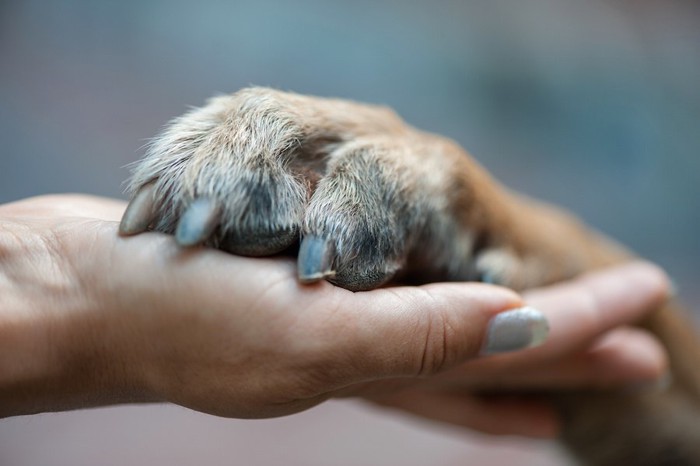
121 87 504 290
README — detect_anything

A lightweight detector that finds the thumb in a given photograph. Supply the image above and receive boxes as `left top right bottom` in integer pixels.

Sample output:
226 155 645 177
333 283 548 382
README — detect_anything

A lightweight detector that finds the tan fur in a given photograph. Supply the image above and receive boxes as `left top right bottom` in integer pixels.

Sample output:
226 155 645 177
125 87 700 465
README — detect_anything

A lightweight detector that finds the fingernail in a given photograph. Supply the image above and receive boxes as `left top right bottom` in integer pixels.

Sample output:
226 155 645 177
481 307 549 355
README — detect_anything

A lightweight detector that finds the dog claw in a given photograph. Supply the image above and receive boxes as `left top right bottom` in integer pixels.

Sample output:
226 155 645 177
298 235 336 284
175 198 221 247
119 182 157 236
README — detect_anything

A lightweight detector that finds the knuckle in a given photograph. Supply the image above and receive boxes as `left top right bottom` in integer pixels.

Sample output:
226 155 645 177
417 314 447 376
412 289 458 376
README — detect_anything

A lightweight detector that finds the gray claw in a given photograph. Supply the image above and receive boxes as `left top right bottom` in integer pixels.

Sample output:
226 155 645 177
298 235 336 284
119 182 157 236
175 198 221 247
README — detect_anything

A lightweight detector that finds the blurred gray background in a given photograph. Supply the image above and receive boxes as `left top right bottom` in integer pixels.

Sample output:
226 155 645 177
1 0 698 464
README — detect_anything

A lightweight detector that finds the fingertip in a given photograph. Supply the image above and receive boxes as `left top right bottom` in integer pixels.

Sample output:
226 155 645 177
606 261 673 304
529 261 674 349
480 306 550 355
587 327 669 388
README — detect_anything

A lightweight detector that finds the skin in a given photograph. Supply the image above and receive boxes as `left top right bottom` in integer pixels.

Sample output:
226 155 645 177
121 88 700 464
0 194 670 439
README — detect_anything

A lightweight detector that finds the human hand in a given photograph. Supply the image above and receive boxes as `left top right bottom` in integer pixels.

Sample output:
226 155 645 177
363 262 670 437
0 195 669 439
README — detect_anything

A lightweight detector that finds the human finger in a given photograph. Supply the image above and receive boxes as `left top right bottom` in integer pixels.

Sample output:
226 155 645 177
522 261 670 357
427 326 668 391
371 388 559 438
321 282 546 385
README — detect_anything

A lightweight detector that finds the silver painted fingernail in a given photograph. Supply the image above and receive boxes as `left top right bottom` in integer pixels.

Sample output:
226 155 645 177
119 182 157 236
298 235 335 284
175 198 221 247
481 307 549 355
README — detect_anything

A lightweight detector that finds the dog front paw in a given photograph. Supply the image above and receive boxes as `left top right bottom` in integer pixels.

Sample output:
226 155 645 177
121 87 519 290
